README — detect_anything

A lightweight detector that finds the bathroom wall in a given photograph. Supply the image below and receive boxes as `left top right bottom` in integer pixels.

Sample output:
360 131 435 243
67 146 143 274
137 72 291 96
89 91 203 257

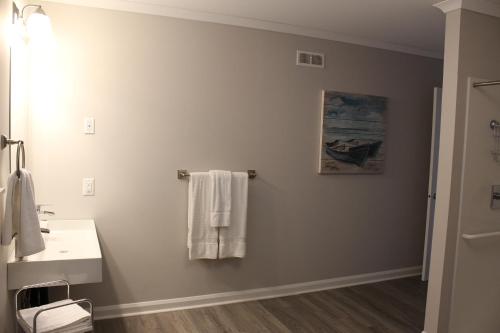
28 2 442 308
425 9 500 333
0 1 12 331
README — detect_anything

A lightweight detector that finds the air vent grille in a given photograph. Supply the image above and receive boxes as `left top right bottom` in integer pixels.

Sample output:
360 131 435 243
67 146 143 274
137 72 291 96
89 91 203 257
296 50 324 68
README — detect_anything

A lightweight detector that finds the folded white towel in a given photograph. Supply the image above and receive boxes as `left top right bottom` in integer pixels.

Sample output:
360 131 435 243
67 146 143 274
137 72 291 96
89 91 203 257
209 170 232 227
18 299 91 333
1 169 45 257
188 172 218 260
219 172 248 259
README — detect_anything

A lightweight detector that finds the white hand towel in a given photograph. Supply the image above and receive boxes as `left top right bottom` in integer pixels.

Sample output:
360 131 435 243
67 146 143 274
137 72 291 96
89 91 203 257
219 172 248 258
1 169 45 257
1 172 18 246
188 172 218 259
209 170 232 227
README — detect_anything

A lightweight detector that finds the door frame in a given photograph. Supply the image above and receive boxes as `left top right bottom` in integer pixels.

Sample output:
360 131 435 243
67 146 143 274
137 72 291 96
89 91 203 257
422 87 442 281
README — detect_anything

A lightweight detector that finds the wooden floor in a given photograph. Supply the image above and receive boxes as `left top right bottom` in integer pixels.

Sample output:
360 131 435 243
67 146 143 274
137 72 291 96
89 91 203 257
94 277 427 333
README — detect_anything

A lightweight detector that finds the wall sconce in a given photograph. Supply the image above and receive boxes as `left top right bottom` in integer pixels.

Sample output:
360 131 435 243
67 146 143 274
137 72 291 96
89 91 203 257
15 4 52 44
21 4 49 23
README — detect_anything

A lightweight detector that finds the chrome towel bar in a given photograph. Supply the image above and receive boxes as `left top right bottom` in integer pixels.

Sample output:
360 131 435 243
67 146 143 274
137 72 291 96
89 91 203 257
177 169 257 180
462 231 500 240
473 80 500 88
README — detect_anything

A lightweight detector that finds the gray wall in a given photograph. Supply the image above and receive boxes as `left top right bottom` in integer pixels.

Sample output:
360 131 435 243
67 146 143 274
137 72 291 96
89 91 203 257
0 1 12 331
29 2 443 307
425 9 500 333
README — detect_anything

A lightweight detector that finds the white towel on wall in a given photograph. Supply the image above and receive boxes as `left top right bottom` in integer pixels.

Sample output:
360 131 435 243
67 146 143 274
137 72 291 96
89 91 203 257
209 170 232 227
1 169 45 257
219 172 248 259
1 172 17 246
187 172 218 260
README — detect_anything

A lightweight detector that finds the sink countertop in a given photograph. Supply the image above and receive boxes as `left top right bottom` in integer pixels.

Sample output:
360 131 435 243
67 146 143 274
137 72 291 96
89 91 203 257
7 219 102 290
8 219 101 263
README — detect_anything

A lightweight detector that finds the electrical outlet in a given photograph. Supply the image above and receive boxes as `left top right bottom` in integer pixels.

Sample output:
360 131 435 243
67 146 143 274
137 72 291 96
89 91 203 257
84 117 95 134
82 178 95 196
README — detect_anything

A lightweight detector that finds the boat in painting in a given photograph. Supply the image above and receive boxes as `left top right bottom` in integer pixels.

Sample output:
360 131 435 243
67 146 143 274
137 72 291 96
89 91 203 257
325 139 383 166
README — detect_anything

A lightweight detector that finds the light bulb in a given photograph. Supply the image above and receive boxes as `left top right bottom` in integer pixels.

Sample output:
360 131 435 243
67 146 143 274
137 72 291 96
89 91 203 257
26 10 52 46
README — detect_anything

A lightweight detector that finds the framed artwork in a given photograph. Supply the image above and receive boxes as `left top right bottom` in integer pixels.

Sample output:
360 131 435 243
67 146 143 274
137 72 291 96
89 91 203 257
319 90 387 174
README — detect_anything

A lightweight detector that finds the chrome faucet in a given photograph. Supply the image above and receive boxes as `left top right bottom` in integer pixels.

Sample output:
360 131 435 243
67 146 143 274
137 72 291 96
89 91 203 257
36 204 55 233
36 204 55 216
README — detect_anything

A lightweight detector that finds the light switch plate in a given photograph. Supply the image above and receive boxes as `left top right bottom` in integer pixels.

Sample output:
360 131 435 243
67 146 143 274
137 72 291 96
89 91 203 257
82 178 95 196
84 117 95 134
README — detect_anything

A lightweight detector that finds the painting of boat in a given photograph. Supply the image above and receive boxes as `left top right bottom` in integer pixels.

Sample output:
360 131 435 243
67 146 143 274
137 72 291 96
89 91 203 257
319 90 387 174
325 140 383 166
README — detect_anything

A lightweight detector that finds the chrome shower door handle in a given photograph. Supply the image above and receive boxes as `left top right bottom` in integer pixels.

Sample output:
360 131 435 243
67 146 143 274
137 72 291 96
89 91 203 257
491 185 500 209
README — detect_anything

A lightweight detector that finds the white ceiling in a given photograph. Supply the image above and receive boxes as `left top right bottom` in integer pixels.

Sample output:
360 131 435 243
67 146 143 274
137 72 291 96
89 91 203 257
48 0 448 58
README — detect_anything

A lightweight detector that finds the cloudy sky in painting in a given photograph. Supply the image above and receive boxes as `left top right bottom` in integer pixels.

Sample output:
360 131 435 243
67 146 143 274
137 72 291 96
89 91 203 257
323 91 386 122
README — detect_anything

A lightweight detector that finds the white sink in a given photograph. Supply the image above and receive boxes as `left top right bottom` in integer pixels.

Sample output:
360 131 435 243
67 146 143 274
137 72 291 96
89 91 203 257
7 219 102 290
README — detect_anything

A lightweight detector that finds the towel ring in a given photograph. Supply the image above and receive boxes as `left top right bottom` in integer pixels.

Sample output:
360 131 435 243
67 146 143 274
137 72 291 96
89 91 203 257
1 135 26 178
16 141 25 178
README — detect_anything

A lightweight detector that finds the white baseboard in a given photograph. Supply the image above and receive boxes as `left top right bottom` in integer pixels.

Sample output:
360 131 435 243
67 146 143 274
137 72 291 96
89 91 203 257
94 266 422 320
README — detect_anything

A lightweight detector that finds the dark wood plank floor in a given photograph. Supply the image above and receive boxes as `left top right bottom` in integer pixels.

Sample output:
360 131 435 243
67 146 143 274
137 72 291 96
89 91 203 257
94 277 427 333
